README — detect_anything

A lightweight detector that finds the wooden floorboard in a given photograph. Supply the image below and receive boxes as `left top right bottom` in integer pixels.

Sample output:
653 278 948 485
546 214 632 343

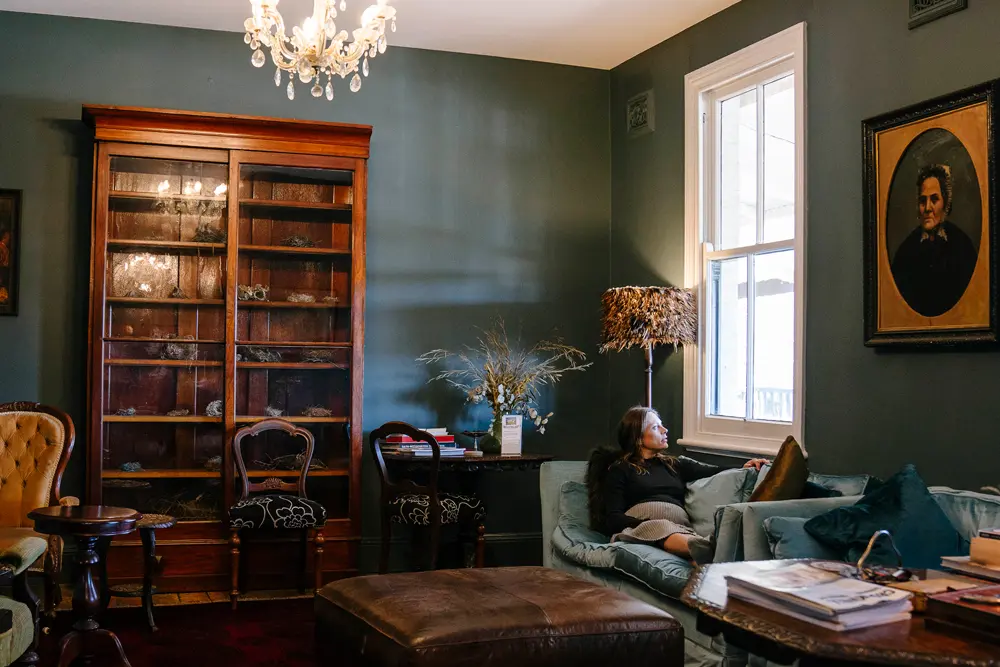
56 585 313 611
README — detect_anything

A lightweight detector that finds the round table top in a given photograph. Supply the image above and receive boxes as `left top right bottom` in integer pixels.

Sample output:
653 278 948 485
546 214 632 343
29 505 141 537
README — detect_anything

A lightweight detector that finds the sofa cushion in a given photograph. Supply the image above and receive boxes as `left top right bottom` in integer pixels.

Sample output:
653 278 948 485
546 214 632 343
754 467 872 498
553 481 617 569
749 437 808 502
612 543 693 600
805 465 968 569
930 487 1000 541
685 467 758 538
763 516 840 560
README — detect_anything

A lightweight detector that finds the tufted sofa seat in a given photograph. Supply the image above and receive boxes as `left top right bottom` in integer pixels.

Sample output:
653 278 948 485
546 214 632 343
0 403 77 616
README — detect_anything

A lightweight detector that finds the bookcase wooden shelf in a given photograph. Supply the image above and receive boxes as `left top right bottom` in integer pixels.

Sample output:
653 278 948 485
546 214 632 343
85 105 370 593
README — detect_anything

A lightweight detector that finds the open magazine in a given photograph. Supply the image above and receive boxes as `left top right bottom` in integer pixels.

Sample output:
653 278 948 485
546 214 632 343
725 562 913 632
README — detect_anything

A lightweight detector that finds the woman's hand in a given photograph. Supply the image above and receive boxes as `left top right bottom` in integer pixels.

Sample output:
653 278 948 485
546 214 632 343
743 458 770 470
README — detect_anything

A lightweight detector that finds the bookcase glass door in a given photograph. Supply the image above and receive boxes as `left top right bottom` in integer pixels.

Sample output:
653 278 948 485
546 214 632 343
234 159 354 513
102 153 229 522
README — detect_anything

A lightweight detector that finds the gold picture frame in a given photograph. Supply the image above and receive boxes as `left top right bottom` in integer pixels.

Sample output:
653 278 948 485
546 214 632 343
863 82 997 345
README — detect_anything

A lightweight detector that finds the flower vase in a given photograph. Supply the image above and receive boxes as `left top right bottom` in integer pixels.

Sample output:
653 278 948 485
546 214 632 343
482 414 504 454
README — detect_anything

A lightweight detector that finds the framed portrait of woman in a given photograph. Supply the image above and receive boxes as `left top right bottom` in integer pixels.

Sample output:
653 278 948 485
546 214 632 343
0 190 20 317
863 81 998 345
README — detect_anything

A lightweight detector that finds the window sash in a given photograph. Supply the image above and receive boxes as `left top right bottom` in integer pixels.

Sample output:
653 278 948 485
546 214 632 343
682 22 806 456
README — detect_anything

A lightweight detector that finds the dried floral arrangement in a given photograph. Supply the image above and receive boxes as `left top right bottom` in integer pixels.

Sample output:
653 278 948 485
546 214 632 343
599 286 696 353
205 400 224 417
251 452 329 471
192 222 226 244
302 406 332 417
280 234 316 248
238 284 270 301
120 462 143 473
115 407 136 417
417 318 590 437
287 292 316 303
265 406 284 417
165 408 190 417
322 295 340 304
203 456 222 471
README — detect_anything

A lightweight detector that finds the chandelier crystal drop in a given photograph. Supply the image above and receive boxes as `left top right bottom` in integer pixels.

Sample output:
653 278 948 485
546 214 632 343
245 0 396 102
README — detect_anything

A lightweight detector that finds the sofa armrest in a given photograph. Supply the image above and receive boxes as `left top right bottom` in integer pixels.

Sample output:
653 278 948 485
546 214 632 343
716 496 861 562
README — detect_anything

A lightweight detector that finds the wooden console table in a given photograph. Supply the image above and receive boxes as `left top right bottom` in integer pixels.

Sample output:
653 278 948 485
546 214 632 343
683 560 1000 667
380 452 554 473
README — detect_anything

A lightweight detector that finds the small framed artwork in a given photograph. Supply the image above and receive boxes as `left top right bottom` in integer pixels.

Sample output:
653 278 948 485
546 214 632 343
0 190 21 316
863 81 998 345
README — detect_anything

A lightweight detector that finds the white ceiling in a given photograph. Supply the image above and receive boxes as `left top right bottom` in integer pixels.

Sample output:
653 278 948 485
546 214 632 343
0 0 740 70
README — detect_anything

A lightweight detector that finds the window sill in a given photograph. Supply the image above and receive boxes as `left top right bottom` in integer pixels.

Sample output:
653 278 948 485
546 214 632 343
677 437 785 458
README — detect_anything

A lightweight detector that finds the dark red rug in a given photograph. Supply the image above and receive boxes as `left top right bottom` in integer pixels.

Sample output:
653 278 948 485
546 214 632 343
41 599 318 667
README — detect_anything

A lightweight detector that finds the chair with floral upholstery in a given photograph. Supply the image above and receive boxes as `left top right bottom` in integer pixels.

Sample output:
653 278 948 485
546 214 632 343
228 419 326 610
0 402 77 620
370 422 486 573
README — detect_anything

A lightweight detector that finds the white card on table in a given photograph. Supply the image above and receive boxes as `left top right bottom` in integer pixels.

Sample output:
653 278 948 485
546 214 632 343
500 414 522 456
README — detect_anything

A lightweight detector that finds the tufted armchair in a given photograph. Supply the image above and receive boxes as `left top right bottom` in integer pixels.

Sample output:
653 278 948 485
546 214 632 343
0 403 77 617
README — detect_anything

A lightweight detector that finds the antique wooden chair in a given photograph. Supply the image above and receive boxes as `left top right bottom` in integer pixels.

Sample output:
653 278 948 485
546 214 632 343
370 422 486 573
0 402 77 619
228 419 326 610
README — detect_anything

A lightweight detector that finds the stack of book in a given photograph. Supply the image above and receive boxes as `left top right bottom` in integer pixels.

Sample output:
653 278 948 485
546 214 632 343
381 428 466 457
926 583 1000 645
940 528 1000 581
725 562 913 632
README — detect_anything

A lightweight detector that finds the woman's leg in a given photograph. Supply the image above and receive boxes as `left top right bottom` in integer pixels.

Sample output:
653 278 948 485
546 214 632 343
663 533 695 557
663 532 714 565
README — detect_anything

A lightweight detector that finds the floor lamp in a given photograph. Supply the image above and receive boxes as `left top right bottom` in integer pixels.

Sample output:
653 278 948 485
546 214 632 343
600 286 697 408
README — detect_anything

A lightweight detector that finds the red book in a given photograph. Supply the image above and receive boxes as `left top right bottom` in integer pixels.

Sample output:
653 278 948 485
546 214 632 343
384 434 455 444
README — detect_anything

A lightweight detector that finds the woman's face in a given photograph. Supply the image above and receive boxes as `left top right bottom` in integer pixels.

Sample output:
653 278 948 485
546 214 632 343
640 413 669 452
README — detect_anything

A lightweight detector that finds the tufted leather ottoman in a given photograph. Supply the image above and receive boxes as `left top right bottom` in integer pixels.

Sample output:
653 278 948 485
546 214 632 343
315 566 683 667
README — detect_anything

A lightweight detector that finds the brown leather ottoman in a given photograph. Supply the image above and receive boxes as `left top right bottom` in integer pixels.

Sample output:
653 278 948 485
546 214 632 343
315 566 683 667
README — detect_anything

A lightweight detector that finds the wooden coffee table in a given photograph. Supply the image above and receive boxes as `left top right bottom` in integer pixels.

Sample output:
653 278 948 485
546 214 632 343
683 560 1000 667
30 505 140 667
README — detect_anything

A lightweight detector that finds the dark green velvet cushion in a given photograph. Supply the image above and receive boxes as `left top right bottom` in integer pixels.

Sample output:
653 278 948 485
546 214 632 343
804 464 968 569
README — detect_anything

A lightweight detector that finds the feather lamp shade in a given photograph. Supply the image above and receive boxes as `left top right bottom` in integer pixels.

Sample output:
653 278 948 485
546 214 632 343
600 286 696 407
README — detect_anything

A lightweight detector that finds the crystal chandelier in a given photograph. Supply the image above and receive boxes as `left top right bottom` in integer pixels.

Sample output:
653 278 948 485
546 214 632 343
244 0 397 101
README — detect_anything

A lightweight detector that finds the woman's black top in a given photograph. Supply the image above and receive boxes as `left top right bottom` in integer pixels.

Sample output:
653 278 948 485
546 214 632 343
603 457 720 535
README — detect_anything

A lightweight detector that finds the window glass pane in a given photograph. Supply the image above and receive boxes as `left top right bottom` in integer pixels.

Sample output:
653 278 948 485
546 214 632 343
718 89 757 250
710 256 747 418
751 250 794 422
763 75 795 243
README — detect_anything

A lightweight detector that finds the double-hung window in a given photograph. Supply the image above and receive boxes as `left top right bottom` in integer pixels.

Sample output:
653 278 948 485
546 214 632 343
681 24 806 455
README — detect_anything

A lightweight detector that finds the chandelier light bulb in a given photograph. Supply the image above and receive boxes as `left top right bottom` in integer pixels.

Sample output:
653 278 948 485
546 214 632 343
244 0 395 102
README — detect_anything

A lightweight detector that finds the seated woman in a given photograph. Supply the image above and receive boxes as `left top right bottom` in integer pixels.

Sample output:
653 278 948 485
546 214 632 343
604 406 767 564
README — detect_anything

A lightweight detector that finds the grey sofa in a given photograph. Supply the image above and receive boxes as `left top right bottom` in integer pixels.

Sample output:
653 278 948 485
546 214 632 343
541 459 1000 667
540 459 873 667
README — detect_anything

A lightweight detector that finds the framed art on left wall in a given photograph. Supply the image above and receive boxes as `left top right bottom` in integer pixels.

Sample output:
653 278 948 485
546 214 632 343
0 190 21 316
863 81 998 345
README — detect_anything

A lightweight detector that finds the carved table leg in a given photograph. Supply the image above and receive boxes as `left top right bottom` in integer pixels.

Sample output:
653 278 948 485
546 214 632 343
54 535 132 667
139 527 157 632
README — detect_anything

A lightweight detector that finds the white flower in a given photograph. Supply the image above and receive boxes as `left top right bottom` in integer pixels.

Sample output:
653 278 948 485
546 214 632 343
534 416 541 426
546 412 553 418
541 418 548 425
539 426 546 434
528 408 537 419
498 383 505 393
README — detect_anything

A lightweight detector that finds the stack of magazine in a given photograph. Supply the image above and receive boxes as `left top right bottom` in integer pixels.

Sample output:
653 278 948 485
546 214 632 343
725 562 914 632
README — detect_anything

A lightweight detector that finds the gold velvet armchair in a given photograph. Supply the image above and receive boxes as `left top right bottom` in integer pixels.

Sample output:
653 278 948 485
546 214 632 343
0 402 77 616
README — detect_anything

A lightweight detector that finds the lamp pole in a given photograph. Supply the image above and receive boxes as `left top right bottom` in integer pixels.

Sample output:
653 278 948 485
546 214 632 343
644 344 654 409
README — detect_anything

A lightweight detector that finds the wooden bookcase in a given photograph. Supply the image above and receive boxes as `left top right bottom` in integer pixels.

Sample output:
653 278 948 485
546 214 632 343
83 106 369 592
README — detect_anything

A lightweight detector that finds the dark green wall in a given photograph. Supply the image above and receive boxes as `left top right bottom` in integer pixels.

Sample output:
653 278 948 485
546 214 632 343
610 0 1000 488
0 11 611 564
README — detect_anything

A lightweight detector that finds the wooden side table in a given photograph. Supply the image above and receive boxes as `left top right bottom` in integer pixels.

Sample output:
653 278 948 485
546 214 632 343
29 505 140 667
683 559 1000 667
100 513 176 632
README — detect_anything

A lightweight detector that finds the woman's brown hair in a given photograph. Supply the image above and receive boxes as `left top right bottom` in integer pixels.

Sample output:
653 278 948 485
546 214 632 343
616 406 677 474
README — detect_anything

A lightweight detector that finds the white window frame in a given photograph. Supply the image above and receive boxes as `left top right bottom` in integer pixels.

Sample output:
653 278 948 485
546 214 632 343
680 23 807 457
